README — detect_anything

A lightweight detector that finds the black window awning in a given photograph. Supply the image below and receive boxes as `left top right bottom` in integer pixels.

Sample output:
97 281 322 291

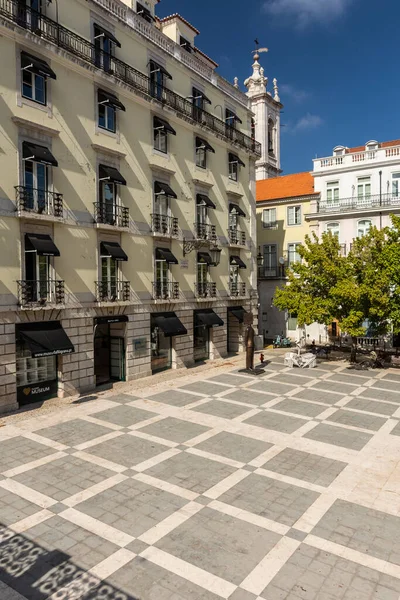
99 165 127 186
25 234 60 257
95 315 129 324
17 321 75 359
154 181 177 199
21 52 57 80
195 309 224 327
94 23 121 48
23 142 58 167
229 153 245 167
100 241 128 261
150 61 172 80
230 255 247 269
98 89 126 112
154 117 176 136
194 90 211 105
229 203 246 218
196 194 216 209
156 248 178 264
197 252 213 265
196 137 215 153
228 306 247 323
137 3 155 22
153 312 187 337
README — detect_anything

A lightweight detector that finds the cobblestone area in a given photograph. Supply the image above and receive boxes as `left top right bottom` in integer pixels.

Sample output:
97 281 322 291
1 356 400 599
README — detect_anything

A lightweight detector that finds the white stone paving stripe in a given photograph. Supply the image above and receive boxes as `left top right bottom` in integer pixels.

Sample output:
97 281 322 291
78 415 123 431
139 500 204 545
186 447 245 469
133 472 199 501
89 548 136 579
292 420 320 437
61 507 134 547
0 478 55 508
73 430 124 451
306 534 400 579
248 445 283 468
292 493 339 533
128 414 166 430
141 546 237 599
2 451 67 478
10 509 54 533
209 500 289 536
18 430 69 451
232 408 262 422
182 428 222 448
132 447 181 473
240 536 300 595
204 469 250 500
128 429 178 448
255 467 325 494
63 473 128 507
73 450 128 473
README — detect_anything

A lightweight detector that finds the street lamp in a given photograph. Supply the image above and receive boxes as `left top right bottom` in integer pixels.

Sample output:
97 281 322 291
209 246 222 267
257 247 263 267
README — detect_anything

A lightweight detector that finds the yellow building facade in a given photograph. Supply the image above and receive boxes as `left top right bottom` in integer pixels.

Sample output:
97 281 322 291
0 0 260 413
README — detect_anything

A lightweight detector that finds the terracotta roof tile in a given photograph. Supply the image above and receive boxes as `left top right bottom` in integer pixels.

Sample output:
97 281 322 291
160 13 200 35
346 139 400 153
256 172 317 202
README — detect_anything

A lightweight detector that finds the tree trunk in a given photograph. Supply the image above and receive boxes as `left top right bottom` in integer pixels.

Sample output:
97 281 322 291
350 336 358 363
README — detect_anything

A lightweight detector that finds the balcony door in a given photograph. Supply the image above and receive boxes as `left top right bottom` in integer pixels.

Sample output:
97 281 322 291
196 203 208 237
25 250 50 302
101 256 118 299
197 261 208 295
24 159 47 212
357 177 371 206
154 194 170 233
229 265 239 293
155 259 169 297
263 244 277 277
100 181 117 225
326 181 339 209
94 26 113 72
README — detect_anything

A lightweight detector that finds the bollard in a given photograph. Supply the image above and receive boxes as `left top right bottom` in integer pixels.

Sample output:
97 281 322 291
260 353 264 363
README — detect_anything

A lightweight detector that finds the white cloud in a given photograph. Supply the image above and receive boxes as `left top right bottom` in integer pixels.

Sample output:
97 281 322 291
280 83 310 103
263 0 352 28
287 113 323 133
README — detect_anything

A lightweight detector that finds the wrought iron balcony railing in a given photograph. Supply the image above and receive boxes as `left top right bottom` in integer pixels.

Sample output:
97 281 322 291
196 282 217 298
228 228 246 246
262 221 278 229
317 194 400 214
95 280 130 302
0 0 261 157
17 279 65 305
195 222 217 242
94 203 129 228
258 266 286 279
153 281 179 300
151 214 179 237
15 186 63 218
229 282 246 297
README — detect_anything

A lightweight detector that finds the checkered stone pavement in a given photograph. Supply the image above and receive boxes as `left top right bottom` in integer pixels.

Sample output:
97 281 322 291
1 357 400 599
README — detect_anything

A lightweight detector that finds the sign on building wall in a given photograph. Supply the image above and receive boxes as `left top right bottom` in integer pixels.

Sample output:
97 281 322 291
133 338 147 356
180 260 189 269
17 380 58 406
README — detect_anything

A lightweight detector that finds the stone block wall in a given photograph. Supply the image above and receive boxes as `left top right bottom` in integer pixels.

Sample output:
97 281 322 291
0 316 18 414
59 314 95 397
174 308 195 369
211 307 228 360
126 312 152 380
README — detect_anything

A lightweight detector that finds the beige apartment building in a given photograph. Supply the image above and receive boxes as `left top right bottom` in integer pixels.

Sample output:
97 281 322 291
0 0 261 413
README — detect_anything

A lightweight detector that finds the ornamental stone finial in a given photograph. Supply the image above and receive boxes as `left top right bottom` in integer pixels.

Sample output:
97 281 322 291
233 77 239 89
273 78 280 102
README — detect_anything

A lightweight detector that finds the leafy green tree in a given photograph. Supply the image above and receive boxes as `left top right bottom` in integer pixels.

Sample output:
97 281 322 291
273 224 395 362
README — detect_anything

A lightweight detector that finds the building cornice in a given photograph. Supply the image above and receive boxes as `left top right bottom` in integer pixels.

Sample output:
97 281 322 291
11 116 60 137
91 144 127 159
256 194 320 207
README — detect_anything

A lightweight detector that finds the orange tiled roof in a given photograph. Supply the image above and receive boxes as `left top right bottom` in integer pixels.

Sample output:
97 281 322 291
256 172 317 202
346 139 400 154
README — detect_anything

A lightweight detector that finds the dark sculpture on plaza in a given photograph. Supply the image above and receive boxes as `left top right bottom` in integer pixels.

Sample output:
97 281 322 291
244 313 255 370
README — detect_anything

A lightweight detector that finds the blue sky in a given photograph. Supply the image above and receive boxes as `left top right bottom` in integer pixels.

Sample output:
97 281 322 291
158 0 399 175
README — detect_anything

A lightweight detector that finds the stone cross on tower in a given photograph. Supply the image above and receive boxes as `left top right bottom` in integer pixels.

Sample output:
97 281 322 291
245 42 282 180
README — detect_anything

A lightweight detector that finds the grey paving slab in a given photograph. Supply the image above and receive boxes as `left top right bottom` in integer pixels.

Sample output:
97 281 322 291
248 381 299 395
261 543 400 600
85 434 169 468
156 507 281 585
268 373 319 385
179 381 231 396
262 448 347 487
229 589 258 600
0 488 42 525
273 398 327 418
0 436 57 473
326 371 372 384
218 473 319 526
359 387 400 404
75 477 187 537
221 388 278 406
190 399 252 419
207 374 253 386
106 393 140 403
195 432 272 463
107 556 222 600
23 515 119 570
137 417 209 443
146 451 236 493
389 421 400 437
371 379 400 392
13 455 115 501
304 423 373 450
312 499 400 566
90 405 157 427
35 419 113 446
314 362 342 371
148 390 204 407
286 528 308 542
345 396 398 416
310 380 362 395
244 410 307 434
291 388 341 405
326 408 387 431
381 372 400 383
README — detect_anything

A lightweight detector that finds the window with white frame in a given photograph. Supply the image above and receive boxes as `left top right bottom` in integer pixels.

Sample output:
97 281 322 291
326 181 339 207
287 205 301 226
101 255 118 298
262 208 277 228
262 244 277 276
392 173 400 197
20 52 56 105
357 177 371 200
357 219 372 238
326 222 340 238
287 243 301 265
